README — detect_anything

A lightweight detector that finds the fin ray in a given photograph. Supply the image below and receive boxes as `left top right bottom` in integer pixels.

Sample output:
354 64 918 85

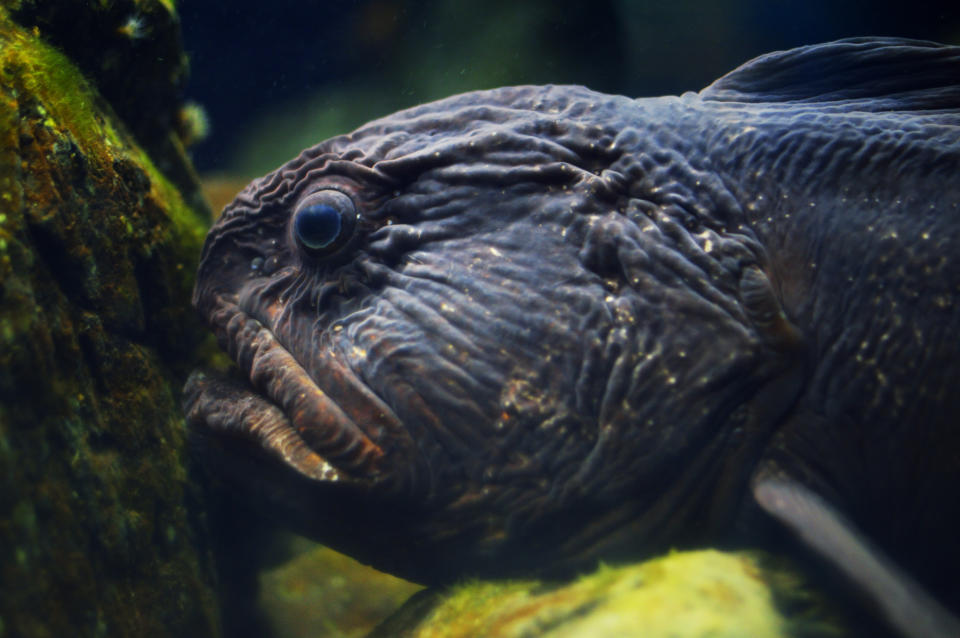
753 478 960 638
702 37 960 112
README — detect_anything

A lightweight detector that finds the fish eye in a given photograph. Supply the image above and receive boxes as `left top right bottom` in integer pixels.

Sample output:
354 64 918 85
292 189 357 254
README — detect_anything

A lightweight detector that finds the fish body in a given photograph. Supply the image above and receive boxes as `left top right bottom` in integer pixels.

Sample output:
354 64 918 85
185 38 960 636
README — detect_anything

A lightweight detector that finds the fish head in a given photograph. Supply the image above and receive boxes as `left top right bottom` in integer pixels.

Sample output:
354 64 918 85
185 85 804 583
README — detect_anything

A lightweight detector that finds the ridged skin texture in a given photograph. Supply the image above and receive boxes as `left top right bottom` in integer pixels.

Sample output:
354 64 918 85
185 39 960 595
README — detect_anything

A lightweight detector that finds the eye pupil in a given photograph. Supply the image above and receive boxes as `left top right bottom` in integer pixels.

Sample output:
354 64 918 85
292 189 357 254
295 204 341 249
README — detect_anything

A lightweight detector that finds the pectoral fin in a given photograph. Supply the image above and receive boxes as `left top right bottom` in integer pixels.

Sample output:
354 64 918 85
752 478 960 638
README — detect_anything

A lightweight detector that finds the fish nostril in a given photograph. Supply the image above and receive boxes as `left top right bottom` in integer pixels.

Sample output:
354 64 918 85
262 254 281 275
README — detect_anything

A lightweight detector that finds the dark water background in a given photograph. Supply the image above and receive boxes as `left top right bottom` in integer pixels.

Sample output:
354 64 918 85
180 0 960 176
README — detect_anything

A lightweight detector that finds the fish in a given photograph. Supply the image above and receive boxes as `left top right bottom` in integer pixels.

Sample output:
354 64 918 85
183 37 960 637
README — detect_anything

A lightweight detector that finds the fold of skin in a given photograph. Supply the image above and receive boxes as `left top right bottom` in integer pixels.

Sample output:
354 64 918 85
184 41 960 635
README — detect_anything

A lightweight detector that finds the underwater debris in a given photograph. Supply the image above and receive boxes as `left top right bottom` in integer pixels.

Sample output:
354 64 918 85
116 14 147 40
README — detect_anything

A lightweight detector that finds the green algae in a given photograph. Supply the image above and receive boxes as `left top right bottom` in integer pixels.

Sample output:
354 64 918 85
371 550 848 638
2 0 203 213
0 4 218 637
257 537 422 638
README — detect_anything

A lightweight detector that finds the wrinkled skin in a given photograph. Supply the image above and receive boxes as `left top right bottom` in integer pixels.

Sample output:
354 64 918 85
185 37 960 617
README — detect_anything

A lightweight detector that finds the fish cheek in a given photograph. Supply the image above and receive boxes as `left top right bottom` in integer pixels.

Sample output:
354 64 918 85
194 216 293 320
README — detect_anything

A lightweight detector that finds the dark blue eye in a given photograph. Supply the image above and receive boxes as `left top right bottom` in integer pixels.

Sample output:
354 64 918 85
295 204 340 249
292 190 356 254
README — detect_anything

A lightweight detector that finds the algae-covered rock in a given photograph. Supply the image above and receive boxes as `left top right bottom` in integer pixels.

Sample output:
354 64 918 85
257 536 421 638
370 550 847 638
3 0 209 216
0 5 218 637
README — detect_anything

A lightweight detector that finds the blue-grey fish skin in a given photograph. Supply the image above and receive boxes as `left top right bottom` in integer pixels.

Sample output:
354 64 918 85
700 41 960 596
184 37 960 600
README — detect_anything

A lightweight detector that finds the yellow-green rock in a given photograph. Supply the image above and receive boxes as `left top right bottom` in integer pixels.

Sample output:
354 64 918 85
0 4 217 637
370 550 847 638
257 536 422 638
3 0 206 211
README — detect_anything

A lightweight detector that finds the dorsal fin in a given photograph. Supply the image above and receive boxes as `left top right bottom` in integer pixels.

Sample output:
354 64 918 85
701 37 960 111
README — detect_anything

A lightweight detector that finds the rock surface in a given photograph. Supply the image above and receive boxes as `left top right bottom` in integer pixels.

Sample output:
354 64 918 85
0 4 217 637
257 536 421 638
5 0 209 215
369 550 846 638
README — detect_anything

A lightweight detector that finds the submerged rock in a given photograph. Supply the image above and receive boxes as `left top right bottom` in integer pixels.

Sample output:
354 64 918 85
0 4 217 637
4 0 208 213
257 536 421 638
370 550 846 638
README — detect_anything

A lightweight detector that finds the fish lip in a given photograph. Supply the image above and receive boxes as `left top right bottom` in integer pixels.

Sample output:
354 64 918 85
189 293 391 483
183 369 347 483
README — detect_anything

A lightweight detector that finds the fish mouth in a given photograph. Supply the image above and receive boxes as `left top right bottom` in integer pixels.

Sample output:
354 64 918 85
184 294 406 486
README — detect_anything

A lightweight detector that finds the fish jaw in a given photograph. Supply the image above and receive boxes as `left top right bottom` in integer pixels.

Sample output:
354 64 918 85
183 292 418 492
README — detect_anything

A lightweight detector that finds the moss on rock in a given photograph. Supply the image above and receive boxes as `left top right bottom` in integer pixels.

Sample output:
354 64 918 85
370 550 848 638
2 0 210 218
0 5 217 637
257 536 422 638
